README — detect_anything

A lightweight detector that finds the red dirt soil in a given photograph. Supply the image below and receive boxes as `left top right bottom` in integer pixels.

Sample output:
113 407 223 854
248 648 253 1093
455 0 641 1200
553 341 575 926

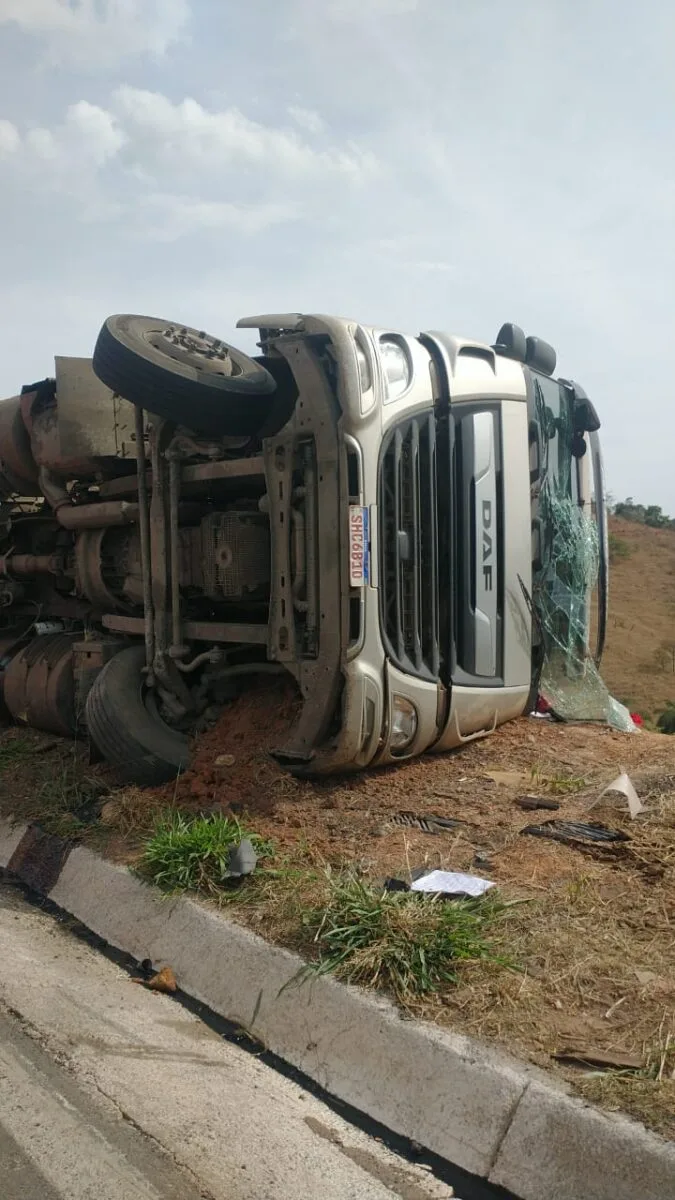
156 678 302 814
158 673 675 891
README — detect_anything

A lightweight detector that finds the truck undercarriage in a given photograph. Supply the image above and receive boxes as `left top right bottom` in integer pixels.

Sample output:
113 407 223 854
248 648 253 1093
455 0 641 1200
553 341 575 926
0 318 352 784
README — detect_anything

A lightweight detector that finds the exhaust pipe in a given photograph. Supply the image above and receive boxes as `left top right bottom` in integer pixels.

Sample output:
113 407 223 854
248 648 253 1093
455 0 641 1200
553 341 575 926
39 468 138 529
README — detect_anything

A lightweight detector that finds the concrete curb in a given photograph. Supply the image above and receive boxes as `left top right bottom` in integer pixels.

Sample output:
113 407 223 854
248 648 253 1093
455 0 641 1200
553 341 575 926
1 818 673 1200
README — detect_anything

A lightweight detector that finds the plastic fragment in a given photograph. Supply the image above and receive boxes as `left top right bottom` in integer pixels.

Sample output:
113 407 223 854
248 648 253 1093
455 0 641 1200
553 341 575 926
227 838 257 877
410 870 496 898
596 773 645 819
521 820 629 845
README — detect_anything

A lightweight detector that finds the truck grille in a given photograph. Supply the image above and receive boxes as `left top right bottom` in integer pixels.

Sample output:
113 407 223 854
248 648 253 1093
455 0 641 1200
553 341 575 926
378 413 440 680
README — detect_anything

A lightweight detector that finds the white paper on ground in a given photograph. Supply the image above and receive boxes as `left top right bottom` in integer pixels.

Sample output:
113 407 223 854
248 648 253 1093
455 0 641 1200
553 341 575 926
410 870 496 897
595 772 645 819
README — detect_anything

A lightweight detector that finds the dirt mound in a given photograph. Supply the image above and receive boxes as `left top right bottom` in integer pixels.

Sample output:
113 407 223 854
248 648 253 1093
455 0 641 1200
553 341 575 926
153 513 675 816
158 677 302 814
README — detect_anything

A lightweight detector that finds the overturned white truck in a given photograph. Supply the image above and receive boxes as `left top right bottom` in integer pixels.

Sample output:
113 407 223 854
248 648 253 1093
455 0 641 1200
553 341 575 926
0 314 607 784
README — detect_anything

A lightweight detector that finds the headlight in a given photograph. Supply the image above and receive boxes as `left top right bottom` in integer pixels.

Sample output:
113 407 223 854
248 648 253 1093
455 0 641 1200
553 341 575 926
380 337 412 401
390 695 418 751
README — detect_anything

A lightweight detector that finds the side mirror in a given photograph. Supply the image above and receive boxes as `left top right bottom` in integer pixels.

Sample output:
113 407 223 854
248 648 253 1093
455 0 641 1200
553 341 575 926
563 379 601 433
571 431 587 458
525 336 557 377
493 322 527 361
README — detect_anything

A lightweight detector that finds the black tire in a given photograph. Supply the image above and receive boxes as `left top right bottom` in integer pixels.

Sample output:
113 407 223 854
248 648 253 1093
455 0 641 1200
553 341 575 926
93 314 277 438
86 645 190 786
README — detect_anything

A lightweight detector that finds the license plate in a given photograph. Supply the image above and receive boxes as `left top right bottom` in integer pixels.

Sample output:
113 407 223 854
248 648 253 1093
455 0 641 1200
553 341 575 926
349 505 369 587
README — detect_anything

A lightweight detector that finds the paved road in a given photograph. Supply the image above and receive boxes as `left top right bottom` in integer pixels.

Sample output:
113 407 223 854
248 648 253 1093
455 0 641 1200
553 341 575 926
0 882 454 1200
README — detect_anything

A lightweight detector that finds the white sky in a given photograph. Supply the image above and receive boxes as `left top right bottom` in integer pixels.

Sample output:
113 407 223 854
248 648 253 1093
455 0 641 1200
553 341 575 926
0 0 672 508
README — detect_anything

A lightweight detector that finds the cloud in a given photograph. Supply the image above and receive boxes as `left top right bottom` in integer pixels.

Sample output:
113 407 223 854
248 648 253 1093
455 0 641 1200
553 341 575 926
1 0 674 513
288 105 325 135
11 101 125 174
0 87 376 240
413 260 455 274
0 120 20 158
0 0 190 67
139 194 300 241
65 101 127 165
322 0 418 16
112 87 377 182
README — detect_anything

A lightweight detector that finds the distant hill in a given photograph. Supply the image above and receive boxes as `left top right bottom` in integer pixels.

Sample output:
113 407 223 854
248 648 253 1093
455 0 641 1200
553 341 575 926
601 515 675 720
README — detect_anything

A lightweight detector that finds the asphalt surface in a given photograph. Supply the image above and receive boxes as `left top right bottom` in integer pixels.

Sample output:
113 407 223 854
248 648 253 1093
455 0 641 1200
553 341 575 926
0 1006 207 1200
0 881 456 1200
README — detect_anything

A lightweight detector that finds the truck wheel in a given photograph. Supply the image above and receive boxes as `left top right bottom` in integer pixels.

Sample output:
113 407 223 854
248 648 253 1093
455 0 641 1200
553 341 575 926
93 315 278 438
85 645 190 786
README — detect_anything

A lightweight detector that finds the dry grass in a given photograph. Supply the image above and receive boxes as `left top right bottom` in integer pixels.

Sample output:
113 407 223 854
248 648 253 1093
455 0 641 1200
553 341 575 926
527 764 588 795
0 727 111 837
602 515 675 720
77 723 675 1141
576 1074 675 1138
434 776 675 1138
99 786 167 838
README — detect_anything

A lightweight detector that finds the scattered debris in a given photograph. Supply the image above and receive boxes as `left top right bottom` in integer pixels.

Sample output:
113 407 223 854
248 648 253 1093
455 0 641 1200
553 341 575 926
410 870 496 898
530 697 562 721
521 820 630 846
604 996 627 1020
553 1046 645 1072
383 877 410 893
133 965 177 994
515 795 561 812
227 838 257 877
34 739 62 755
635 969 659 986
381 867 496 899
472 851 494 869
484 769 524 787
389 811 466 835
99 799 120 827
590 772 646 820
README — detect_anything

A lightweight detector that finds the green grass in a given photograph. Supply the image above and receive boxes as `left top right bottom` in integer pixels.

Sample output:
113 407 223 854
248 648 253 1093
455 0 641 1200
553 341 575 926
657 701 675 734
139 811 274 896
26 769 103 838
530 765 586 795
137 820 503 1005
0 734 103 837
608 532 631 562
301 876 503 1006
0 736 34 772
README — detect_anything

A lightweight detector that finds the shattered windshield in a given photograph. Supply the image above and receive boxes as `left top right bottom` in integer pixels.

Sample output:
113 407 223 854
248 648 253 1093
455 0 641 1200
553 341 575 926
528 372 633 731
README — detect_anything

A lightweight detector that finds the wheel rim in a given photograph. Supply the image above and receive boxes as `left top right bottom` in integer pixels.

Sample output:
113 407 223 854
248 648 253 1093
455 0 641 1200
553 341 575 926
144 682 192 737
145 324 244 379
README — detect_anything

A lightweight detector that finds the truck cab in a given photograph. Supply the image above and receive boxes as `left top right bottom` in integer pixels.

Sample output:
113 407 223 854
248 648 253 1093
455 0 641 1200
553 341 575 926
237 314 605 772
0 312 606 784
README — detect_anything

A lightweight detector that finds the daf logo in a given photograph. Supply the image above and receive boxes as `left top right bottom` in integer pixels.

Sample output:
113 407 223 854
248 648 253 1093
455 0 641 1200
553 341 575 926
482 499 493 591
